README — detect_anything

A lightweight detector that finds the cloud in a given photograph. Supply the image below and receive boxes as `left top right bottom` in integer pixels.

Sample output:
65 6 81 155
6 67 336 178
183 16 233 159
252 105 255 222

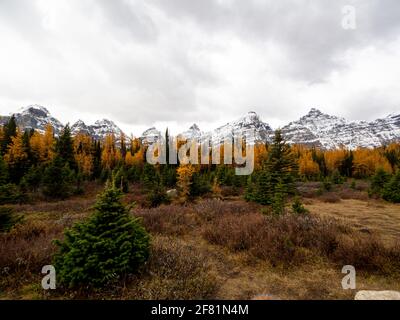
0 0 399 135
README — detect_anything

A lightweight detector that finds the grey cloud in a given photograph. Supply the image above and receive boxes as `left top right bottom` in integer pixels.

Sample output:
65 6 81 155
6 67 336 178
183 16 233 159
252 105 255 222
0 0 400 134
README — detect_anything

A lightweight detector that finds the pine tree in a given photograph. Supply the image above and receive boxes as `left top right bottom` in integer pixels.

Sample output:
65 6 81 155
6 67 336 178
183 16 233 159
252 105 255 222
247 130 298 208
56 124 76 170
0 155 9 185
253 170 274 205
382 170 400 203
271 178 286 215
54 184 150 288
112 166 129 192
0 206 21 233
265 129 298 193
1 116 17 154
370 167 390 196
42 156 75 199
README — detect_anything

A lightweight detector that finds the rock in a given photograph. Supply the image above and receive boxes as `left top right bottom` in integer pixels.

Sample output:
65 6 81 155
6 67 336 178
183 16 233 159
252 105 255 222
166 189 178 199
355 290 400 300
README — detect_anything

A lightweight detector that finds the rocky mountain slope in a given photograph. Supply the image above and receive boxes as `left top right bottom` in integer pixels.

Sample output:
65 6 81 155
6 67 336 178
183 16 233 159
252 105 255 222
0 105 64 134
0 105 125 140
281 108 400 149
71 118 124 140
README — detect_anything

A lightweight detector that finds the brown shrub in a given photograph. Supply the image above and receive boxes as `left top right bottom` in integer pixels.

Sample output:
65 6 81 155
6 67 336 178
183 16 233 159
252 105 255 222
338 188 369 201
203 211 400 274
203 213 264 251
122 237 219 299
296 182 323 198
320 193 341 203
331 235 400 275
220 186 241 198
132 204 196 235
0 220 63 291
193 199 258 221
12 199 95 215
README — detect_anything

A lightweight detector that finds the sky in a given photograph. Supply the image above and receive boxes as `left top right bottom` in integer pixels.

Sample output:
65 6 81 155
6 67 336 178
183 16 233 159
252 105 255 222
0 0 400 136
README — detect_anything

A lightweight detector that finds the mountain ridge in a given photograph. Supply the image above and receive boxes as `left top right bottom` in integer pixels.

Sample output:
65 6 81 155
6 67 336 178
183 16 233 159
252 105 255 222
1 105 399 149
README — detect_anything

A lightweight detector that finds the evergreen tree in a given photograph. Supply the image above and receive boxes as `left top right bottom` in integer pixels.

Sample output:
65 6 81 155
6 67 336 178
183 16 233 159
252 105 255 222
113 166 129 192
265 129 298 193
56 124 76 170
42 156 75 199
339 150 353 177
370 167 390 196
253 170 274 205
271 178 286 215
382 170 400 203
160 164 176 188
1 116 17 154
92 140 102 179
247 130 298 208
20 165 42 192
0 206 21 233
142 163 159 189
54 184 150 288
0 155 9 185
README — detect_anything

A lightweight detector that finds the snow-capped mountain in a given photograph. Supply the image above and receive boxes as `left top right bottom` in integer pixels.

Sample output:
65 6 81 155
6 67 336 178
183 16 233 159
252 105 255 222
207 111 274 145
178 124 203 141
141 111 274 146
281 108 400 149
1 105 400 149
70 119 92 136
0 105 125 140
70 118 125 140
140 127 162 145
1 105 64 134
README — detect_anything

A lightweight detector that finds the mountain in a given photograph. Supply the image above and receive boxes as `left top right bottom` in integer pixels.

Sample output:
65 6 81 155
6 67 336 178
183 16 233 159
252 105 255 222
281 108 400 149
1 105 64 134
140 127 162 145
1 105 400 149
0 105 125 140
207 111 274 145
70 118 125 140
178 124 202 141
141 111 274 146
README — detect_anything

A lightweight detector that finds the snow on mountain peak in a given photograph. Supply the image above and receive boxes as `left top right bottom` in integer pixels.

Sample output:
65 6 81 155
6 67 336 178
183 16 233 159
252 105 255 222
16 105 51 118
2 106 400 149
189 123 200 131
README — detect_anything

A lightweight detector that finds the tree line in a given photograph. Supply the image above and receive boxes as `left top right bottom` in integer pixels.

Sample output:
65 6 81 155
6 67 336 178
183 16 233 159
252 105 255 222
1 115 400 206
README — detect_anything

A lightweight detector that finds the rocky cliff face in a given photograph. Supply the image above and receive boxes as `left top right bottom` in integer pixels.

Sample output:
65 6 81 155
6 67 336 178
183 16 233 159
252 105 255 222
1 105 64 134
281 108 400 149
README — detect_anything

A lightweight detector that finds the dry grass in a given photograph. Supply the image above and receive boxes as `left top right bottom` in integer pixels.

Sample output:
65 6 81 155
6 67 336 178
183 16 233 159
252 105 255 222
306 199 400 243
1 186 400 300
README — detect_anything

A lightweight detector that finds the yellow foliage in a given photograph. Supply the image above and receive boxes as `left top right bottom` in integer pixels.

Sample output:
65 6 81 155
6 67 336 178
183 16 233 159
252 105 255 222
176 164 196 200
4 130 27 165
254 143 268 171
353 148 392 177
299 151 320 178
324 149 347 174
101 134 120 170
74 133 93 176
30 124 55 163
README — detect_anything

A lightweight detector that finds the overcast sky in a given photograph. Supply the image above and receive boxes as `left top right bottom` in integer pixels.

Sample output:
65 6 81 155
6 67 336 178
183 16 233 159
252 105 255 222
0 0 400 136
